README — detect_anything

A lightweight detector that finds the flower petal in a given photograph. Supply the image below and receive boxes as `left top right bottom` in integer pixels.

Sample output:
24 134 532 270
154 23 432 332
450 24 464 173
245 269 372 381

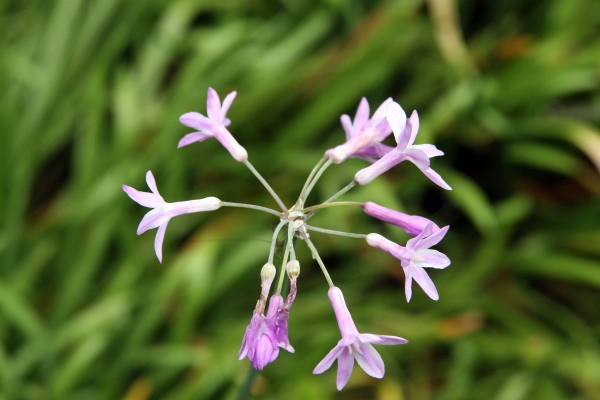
154 221 169 263
358 333 408 345
354 97 370 128
221 91 237 119
137 209 167 234
386 102 407 145
414 249 451 269
340 114 354 140
206 87 222 123
122 185 164 208
371 98 393 125
411 265 439 300
406 223 433 250
416 225 449 250
313 346 343 374
407 110 420 146
336 348 354 390
354 342 385 379
422 168 452 190
403 148 430 171
404 265 413 302
412 144 444 158
179 112 214 131
177 132 214 148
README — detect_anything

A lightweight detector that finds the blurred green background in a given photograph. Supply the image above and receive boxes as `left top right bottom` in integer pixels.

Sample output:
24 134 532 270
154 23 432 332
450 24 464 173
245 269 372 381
1 0 600 399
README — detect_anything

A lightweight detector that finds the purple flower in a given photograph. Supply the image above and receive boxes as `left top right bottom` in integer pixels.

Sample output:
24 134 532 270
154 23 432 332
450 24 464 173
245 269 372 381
366 223 451 302
313 287 408 390
122 171 221 262
178 88 248 162
326 97 394 164
363 202 441 236
239 294 288 370
354 102 451 190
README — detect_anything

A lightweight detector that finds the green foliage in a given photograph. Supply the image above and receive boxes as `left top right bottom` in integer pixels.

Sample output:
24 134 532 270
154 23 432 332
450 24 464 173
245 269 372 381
1 0 599 399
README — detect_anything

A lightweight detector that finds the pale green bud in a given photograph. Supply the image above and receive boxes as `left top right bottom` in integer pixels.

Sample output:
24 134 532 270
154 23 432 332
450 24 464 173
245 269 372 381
286 260 300 279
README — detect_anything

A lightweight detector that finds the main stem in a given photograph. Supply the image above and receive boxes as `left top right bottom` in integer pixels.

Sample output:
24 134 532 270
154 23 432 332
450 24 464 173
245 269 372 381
243 159 288 213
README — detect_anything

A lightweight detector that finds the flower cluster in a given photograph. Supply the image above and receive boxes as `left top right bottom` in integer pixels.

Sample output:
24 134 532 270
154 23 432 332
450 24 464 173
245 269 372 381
123 89 452 390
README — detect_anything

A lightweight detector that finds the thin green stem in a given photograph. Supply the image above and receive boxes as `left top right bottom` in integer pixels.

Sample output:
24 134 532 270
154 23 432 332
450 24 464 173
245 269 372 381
301 201 363 214
276 222 295 295
323 181 356 205
297 157 327 207
305 225 367 239
300 159 333 204
243 159 288 213
268 220 287 264
303 234 334 287
221 202 284 218
235 366 259 400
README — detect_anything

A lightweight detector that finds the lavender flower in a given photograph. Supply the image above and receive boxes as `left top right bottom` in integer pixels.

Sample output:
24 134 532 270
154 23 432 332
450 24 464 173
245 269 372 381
178 88 248 162
122 171 221 262
354 102 451 190
366 223 450 301
363 201 441 236
326 97 394 164
313 287 408 390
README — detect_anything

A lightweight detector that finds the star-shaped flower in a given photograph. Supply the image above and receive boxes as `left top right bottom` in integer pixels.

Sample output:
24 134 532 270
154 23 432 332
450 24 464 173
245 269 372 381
122 171 221 262
178 88 248 162
366 223 451 301
326 97 394 164
313 287 408 390
354 102 451 189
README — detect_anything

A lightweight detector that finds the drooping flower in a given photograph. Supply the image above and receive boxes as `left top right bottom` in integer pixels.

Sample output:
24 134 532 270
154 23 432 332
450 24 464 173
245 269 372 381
313 287 408 390
354 102 451 189
325 97 394 164
366 223 451 301
178 88 248 162
363 202 441 236
122 171 221 262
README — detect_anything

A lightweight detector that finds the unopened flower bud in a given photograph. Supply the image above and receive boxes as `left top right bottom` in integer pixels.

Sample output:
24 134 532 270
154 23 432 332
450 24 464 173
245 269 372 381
286 260 300 279
261 263 276 284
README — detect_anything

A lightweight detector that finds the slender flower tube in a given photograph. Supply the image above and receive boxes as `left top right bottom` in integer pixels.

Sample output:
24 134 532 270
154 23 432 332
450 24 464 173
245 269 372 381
363 202 440 236
325 97 394 164
366 223 451 301
354 102 451 190
178 87 248 162
122 171 221 262
313 287 408 390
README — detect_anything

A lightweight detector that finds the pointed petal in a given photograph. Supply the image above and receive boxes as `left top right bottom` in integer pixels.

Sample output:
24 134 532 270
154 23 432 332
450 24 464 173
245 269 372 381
407 110 420 146
406 223 433 250
146 171 159 195
206 88 222 123
416 225 450 250
137 209 167 234
403 148 430 171
354 342 385 379
422 168 452 190
221 91 237 119
179 112 214 131
371 98 393 125
412 144 444 158
386 102 407 144
414 249 451 269
411 265 439 300
340 114 354 140
336 349 354 390
356 143 394 160
154 222 169 263
354 97 370 128
358 333 408 345
313 346 343 374
177 132 214 148
404 266 413 302
122 185 164 208
223 118 231 127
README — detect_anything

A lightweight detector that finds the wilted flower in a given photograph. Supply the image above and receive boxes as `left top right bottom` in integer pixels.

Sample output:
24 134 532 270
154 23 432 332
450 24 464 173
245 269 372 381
366 223 451 301
313 287 408 390
122 171 221 262
178 87 248 162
